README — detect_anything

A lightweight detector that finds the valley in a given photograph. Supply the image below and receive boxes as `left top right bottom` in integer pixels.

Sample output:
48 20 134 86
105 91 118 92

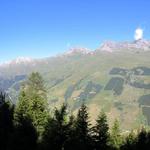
0 42 150 130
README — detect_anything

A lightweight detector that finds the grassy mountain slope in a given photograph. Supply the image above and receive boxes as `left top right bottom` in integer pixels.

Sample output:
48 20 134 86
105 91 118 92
0 50 150 130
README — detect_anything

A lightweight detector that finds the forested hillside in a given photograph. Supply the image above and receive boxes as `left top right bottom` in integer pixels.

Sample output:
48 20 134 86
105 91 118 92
1 72 150 150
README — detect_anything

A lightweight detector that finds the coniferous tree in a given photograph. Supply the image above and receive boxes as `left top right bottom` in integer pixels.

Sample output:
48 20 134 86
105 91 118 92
15 90 28 119
121 131 137 150
10 116 38 150
93 111 110 150
136 128 150 150
109 119 122 150
42 104 72 150
26 72 47 99
63 115 76 150
0 92 14 150
15 72 48 136
70 104 92 150
146 131 150 149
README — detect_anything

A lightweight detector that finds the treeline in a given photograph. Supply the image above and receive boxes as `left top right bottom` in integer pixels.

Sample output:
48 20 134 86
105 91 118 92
0 72 150 150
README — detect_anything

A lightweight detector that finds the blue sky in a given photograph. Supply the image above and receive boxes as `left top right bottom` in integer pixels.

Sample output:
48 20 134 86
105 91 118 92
0 0 150 63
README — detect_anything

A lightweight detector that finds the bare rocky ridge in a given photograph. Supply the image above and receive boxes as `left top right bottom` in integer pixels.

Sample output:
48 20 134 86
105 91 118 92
97 39 150 52
0 39 150 68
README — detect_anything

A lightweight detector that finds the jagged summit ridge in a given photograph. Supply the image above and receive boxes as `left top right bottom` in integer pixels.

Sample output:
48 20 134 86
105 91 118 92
1 39 150 68
63 39 150 55
64 47 91 55
0 57 34 67
97 39 150 52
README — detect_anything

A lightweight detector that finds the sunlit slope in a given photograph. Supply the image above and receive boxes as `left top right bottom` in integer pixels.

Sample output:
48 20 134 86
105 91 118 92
44 51 150 130
0 50 150 130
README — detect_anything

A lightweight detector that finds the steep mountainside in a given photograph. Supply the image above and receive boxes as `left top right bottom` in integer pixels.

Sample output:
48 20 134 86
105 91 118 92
0 40 150 130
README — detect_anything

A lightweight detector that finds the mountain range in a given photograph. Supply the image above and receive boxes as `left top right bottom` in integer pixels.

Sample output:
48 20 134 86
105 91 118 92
0 39 150 130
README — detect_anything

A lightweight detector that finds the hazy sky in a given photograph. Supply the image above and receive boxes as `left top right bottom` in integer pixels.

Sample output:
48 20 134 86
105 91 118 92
0 0 150 62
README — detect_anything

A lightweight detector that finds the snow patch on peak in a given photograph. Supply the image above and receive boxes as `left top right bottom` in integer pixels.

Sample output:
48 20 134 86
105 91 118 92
0 57 34 67
13 57 33 64
64 47 90 55
99 41 115 52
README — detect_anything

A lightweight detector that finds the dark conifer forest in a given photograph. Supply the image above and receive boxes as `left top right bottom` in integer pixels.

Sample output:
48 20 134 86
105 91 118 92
0 72 150 150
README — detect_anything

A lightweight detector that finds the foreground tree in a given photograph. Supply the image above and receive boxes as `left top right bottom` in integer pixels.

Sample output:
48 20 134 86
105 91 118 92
121 131 137 150
69 104 92 150
136 128 150 150
15 72 48 135
92 111 110 150
0 92 14 150
42 104 73 150
10 116 38 150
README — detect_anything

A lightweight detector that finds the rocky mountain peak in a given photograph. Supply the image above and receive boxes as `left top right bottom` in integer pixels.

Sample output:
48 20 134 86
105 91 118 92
64 47 90 55
97 39 150 52
0 57 34 67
